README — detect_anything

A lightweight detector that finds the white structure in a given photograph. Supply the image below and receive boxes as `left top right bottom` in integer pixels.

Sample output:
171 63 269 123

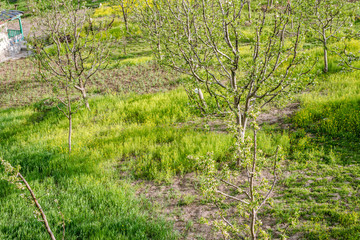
0 23 10 61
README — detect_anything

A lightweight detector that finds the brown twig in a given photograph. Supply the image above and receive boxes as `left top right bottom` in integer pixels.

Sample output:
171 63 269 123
17 173 56 240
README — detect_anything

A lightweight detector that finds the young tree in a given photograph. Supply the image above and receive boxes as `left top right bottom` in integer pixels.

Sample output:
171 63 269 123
301 0 351 73
194 131 281 239
141 0 308 144
29 0 111 153
109 0 137 55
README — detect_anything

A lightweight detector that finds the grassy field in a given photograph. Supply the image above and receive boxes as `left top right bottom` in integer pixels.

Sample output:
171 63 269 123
0 89 220 239
1 2 360 240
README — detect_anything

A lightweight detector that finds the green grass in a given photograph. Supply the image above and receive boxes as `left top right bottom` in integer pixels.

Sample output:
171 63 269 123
2 86 359 238
269 159 360 239
293 70 360 139
0 175 177 239
0 88 233 239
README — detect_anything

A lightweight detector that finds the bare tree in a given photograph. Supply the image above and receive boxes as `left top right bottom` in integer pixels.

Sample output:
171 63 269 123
29 0 111 153
141 0 309 144
141 2 310 236
301 0 352 73
110 0 136 55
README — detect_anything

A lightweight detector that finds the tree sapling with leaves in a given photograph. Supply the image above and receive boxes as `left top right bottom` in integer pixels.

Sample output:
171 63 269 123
193 128 282 239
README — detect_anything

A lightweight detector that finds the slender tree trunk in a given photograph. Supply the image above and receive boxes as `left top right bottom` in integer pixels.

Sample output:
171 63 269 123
235 113 242 166
157 38 162 60
248 0 251 22
323 40 328 73
120 4 128 55
122 13 129 32
81 90 90 111
235 111 247 166
241 114 247 141
250 131 257 240
68 114 72 154
251 208 256 240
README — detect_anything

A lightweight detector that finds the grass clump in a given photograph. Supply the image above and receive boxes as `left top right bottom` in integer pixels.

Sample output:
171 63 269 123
293 70 360 139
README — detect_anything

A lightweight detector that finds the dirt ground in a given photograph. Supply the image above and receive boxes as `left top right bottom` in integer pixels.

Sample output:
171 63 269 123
135 173 222 240
175 102 300 134
134 170 290 240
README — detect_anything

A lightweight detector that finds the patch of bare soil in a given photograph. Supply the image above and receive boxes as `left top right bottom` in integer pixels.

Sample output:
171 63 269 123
176 103 300 133
134 172 283 240
257 102 300 129
135 173 222 239
92 65 180 95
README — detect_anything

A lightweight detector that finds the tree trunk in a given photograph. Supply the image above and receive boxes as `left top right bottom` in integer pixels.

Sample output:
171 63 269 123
68 114 72 154
241 114 247 141
250 130 257 240
123 13 129 32
120 4 128 55
250 209 256 240
235 112 247 165
323 41 328 73
157 38 162 60
81 90 90 111
120 2 129 32
248 0 251 22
